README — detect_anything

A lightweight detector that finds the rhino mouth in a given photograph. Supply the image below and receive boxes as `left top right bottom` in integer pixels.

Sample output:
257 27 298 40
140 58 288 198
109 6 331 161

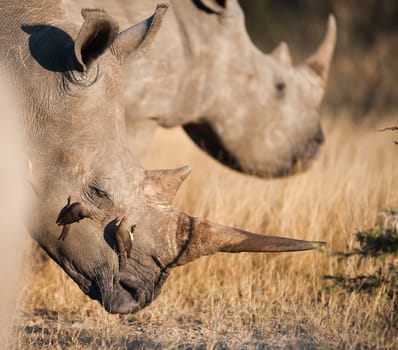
273 127 324 177
271 128 324 178
101 281 140 314
281 127 325 177
184 120 324 178
80 262 142 314
100 249 170 314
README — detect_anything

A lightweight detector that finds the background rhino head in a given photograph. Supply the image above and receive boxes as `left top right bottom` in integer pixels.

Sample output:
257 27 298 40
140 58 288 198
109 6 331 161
183 0 337 177
62 0 337 178
4 1 325 314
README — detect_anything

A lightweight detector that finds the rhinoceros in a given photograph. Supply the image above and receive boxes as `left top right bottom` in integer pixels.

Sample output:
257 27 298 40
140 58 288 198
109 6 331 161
0 0 325 314
63 0 337 178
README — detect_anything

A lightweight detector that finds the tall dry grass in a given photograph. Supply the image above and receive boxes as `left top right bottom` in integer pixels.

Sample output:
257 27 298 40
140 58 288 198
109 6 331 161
12 112 398 349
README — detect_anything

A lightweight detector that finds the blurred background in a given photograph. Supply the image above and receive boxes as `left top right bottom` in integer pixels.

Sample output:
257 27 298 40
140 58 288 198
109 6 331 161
239 0 398 118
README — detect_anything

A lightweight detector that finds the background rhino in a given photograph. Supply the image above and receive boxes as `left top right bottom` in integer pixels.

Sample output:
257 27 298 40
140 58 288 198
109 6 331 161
1 0 324 314
63 0 336 177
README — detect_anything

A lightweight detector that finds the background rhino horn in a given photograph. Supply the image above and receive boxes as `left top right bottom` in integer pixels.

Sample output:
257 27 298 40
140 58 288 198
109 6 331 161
141 165 191 205
305 15 337 83
171 214 326 266
271 41 292 67
112 3 168 62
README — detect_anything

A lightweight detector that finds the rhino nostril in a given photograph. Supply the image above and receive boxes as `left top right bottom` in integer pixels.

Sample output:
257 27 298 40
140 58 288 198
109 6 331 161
314 128 324 144
103 282 140 314
119 279 139 301
275 82 286 92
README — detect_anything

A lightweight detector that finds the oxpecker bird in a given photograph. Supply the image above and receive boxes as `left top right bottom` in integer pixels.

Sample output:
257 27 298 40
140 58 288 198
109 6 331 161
115 216 134 271
56 196 91 240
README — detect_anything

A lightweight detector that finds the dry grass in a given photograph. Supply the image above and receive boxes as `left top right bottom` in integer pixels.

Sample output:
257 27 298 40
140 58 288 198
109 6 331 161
9 112 398 349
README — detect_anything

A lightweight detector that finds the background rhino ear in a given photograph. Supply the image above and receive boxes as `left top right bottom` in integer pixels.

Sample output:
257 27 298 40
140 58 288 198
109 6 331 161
271 41 292 67
197 0 241 16
141 166 191 206
112 4 168 63
198 0 227 14
74 9 119 72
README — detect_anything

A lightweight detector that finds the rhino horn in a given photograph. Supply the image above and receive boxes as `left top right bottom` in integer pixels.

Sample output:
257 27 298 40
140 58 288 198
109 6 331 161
170 213 326 267
74 9 119 71
304 15 337 84
141 165 191 205
112 3 168 62
271 41 292 67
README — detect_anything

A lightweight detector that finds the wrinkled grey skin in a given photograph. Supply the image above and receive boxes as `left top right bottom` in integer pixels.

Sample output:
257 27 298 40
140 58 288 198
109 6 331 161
0 0 325 314
0 0 173 314
64 0 336 177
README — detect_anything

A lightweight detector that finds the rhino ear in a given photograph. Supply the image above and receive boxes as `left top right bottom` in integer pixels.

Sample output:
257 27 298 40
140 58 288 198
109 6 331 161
271 41 292 67
112 4 168 63
197 0 241 16
74 9 119 72
141 165 191 206
198 0 227 14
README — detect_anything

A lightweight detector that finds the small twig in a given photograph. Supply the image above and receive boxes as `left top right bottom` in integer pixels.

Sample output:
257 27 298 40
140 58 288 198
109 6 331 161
379 126 398 144
379 126 398 132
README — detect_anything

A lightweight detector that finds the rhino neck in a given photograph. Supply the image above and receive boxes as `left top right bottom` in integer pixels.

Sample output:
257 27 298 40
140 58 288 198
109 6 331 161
0 0 66 53
164 0 223 124
0 1 68 157
155 0 255 128
124 0 234 129
119 0 217 128
0 0 66 24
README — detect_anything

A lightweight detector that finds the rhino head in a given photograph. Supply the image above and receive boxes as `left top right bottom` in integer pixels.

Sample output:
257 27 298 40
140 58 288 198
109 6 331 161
8 2 325 314
182 0 336 177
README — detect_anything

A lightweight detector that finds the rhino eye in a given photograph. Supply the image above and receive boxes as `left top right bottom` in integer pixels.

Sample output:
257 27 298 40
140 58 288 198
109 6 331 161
64 64 99 88
275 82 286 93
89 185 111 201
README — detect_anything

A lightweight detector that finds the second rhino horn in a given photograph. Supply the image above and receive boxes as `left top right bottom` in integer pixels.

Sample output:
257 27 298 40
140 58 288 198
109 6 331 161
271 41 292 67
141 165 191 205
304 15 337 84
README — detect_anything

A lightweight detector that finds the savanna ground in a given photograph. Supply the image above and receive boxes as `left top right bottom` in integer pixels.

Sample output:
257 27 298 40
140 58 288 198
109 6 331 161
5 1 398 349
8 112 398 349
